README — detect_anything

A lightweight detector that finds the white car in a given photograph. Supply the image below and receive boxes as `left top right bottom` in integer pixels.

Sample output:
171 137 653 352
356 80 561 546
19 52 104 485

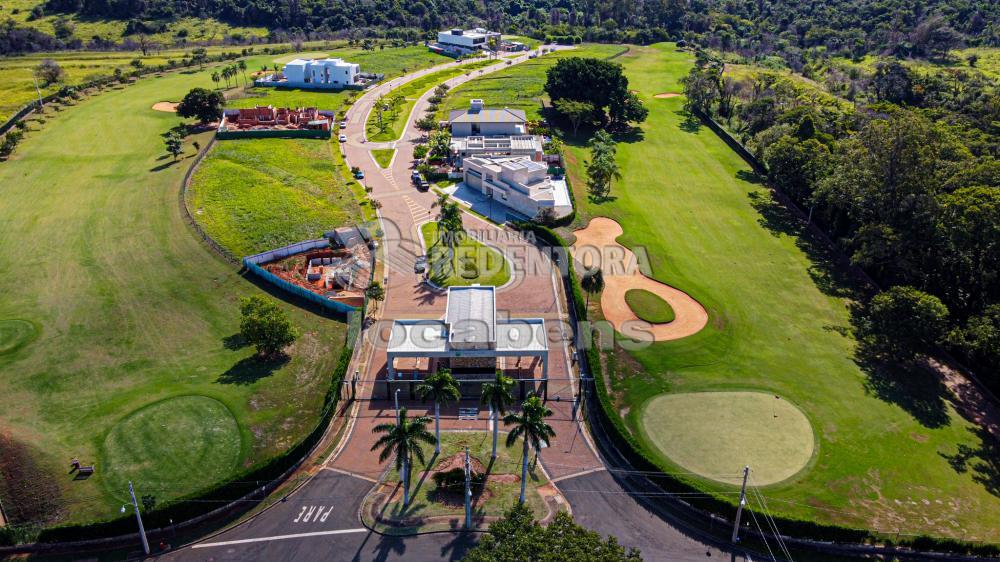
339 121 347 129
338 134 347 142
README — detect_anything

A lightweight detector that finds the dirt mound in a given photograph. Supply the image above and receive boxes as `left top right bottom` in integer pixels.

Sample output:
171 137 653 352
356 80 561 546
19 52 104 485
151 102 178 112
572 217 708 342
654 92 681 98
435 452 485 474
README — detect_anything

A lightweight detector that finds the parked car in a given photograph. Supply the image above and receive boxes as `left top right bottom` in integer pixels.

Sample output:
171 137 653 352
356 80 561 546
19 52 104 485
414 255 428 274
338 134 347 142
417 178 430 191
411 170 422 184
339 121 347 129
354 169 365 180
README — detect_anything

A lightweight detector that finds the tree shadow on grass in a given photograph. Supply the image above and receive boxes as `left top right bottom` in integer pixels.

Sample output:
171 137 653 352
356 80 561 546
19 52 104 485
222 333 248 350
747 189 860 300
855 345 951 429
149 160 180 172
217 354 289 385
940 425 1000 497
674 110 701 133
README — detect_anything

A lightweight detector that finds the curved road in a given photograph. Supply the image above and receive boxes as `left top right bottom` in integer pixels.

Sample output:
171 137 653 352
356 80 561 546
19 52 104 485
163 50 749 562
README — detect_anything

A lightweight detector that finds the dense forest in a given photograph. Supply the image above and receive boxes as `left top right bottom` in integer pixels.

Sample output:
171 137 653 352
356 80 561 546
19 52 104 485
682 50 1000 389
2 0 998 54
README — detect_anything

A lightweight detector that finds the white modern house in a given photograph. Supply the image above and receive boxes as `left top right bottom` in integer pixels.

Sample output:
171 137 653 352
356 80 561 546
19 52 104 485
462 156 572 219
431 27 501 56
281 58 360 89
448 99 544 161
382 286 549 398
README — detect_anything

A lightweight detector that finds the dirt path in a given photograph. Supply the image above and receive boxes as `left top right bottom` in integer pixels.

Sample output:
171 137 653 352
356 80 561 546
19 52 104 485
572 217 708 341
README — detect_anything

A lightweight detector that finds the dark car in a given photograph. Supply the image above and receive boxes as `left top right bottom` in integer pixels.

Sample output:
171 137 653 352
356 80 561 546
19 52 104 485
411 171 422 184
416 178 430 191
414 255 428 274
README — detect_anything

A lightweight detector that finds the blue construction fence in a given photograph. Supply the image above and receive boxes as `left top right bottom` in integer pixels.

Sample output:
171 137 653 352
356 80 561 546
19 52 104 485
243 239 358 314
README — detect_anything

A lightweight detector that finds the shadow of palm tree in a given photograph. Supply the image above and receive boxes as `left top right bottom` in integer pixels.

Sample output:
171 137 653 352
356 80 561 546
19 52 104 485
217 354 289 385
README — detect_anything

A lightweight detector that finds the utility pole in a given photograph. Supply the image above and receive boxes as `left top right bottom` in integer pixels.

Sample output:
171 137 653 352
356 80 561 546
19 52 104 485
127 481 150 555
394 387 401 425
731 466 750 544
464 446 472 529
32 74 44 109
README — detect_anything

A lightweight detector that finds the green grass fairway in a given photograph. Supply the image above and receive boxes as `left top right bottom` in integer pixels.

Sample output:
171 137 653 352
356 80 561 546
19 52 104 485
421 222 510 287
188 138 360 257
0 319 39 356
371 148 395 168
625 289 675 324
641 392 814 486
101 396 243 501
555 43 1000 539
366 60 494 142
0 50 350 526
438 44 629 121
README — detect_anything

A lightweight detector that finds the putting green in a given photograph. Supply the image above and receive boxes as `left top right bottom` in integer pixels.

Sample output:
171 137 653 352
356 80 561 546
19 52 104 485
0 319 38 355
625 289 676 324
641 392 814 486
102 396 243 501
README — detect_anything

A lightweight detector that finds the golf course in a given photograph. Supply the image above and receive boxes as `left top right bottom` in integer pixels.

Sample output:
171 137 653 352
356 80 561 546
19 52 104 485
443 42 1000 540
0 50 359 527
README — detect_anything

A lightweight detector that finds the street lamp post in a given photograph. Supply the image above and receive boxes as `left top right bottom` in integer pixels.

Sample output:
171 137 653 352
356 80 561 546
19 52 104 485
121 481 150 555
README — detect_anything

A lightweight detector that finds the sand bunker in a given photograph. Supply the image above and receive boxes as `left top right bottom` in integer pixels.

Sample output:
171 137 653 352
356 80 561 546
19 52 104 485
572 217 707 341
151 102 178 112
654 93 681 98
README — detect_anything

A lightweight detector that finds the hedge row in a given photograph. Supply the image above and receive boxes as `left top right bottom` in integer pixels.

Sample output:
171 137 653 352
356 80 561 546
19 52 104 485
1 320 357 547
509 221 1000 558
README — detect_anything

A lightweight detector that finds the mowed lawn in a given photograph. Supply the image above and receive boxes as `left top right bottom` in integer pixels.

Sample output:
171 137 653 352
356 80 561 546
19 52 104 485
188 138 361 257
564 44 1000 540
0 52 350 526
421 222 510 288
437 44 629 121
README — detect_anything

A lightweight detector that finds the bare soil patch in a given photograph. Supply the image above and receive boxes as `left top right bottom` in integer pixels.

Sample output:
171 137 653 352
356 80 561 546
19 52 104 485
151 102 178 112
654 92 681 98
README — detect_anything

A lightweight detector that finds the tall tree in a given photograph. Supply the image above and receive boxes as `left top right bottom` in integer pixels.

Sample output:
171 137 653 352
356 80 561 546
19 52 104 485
238 295 299 358
176 87 225 124
462 503 643 562
581 267 605 308
415 368 461 454
553 98 595 135
480 370 515 459
370 407 435 508
504 395 555 504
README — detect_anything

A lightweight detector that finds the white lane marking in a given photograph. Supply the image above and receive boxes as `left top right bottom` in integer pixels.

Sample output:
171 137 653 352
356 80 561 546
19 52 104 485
192 528 368 548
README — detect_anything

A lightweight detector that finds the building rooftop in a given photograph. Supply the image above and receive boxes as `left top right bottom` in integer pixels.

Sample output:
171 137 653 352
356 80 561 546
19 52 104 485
448 107 527 125
445 286 496 344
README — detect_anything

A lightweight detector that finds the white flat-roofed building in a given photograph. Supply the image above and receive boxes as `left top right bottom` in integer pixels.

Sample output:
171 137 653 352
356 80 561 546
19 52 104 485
447 99 545 162
281 58 360 89
384 286 549 397
462 156 572 219
433 27 501 55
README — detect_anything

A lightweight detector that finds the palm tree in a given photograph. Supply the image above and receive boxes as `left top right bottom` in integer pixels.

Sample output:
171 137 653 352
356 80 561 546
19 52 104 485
238 60 248 88
580 267 605 308
371 407 435 508
504 395 556 504
415 369 461 454
220 67 231 88
211 71 221 89
481 370 515 459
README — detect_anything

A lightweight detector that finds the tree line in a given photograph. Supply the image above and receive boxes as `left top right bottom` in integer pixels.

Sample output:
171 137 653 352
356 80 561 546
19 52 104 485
683 51 1000 389
6 0 996 57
